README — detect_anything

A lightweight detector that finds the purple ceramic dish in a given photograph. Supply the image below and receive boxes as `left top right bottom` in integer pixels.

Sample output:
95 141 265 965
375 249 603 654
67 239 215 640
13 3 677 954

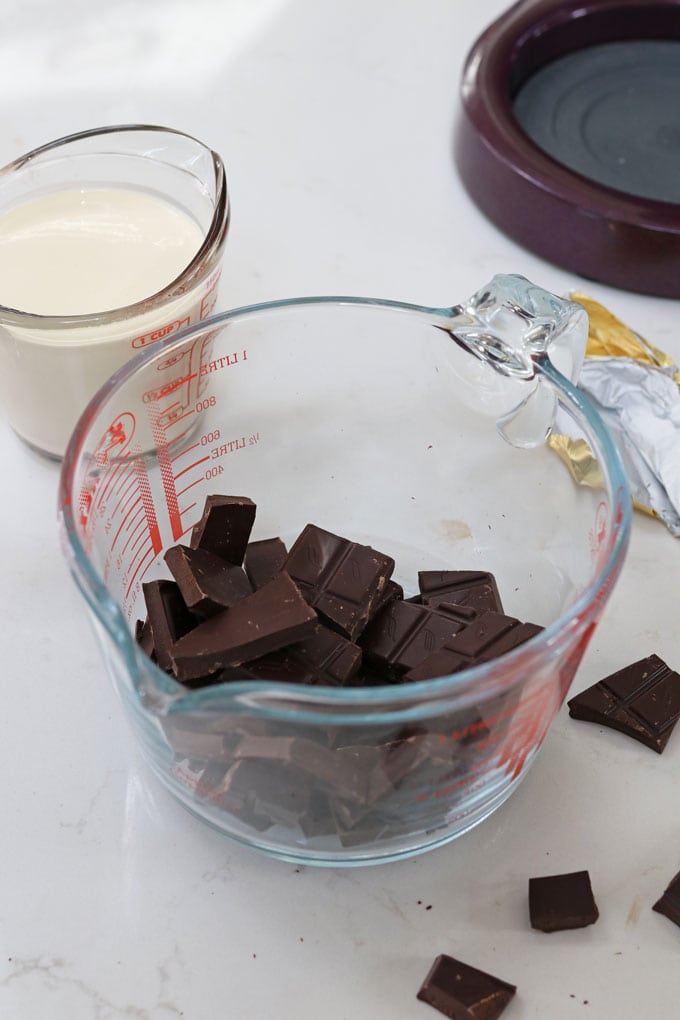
455 0 680 297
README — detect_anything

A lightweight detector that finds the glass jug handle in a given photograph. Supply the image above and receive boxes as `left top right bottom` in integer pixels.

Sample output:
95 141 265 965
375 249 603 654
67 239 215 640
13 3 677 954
443 273 588 448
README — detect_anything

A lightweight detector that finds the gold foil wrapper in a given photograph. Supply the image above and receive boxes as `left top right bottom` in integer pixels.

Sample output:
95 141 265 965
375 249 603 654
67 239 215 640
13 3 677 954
547 434 658 521
570 291 680 387
553 294 680 531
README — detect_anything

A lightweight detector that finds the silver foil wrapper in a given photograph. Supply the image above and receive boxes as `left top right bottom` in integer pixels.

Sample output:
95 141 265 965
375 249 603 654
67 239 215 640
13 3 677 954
577 357 680 537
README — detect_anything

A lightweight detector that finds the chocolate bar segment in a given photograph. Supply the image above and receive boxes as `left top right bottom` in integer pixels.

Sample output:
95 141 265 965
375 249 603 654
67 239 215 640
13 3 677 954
164 544 253 615
418 570 503 614
134 617 155 658
417 953 516 1020
652 869 680 930
189 495 256 564
360 599 477 679
243 626 362 686
284 524 395 640
567 653 680 753
404 614 542 682
141 579 197 672
171 571 318 682
529 870 599 932
244 537 288 590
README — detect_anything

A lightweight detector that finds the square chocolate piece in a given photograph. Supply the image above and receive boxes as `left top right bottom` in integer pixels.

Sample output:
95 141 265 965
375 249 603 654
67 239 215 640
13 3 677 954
528 870 599 932
284 523 394 640
567 653 680 753
417 953 516 1020
652 869 680 931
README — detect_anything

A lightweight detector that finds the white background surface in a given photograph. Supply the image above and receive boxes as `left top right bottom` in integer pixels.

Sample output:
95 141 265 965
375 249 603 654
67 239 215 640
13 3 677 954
1 1 679 1017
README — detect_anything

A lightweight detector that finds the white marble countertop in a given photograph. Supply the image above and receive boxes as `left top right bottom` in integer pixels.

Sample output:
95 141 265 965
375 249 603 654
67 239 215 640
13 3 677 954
1 1 679 1017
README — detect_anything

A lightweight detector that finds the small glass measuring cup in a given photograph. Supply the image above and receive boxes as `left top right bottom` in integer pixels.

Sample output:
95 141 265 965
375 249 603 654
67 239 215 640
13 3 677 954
0 124 229 459
58 275 631 865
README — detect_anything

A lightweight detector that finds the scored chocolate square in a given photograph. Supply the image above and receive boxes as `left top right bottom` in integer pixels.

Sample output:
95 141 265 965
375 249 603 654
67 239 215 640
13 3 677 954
567 653 680 753
417 953 516 1020
418 570 503 614
652 869 680 931
528 870 599 932
284 523 394 640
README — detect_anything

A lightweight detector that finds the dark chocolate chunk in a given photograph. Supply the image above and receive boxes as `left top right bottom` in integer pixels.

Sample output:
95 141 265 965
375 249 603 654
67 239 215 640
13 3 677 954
404 614 542 682
360 599 477 678
417 953 516 1020
141 579 197 672
164 544 253 615
134 617 155 658
244 537 288 589
243 626 362 686
375 578 405 611
418 570 503 614
171 571 318 681
652 869 680 930
284 523 395 640
567 653 680 753
230 735 374 804
528 870 599 932
197 758 310 830
189 494 256 564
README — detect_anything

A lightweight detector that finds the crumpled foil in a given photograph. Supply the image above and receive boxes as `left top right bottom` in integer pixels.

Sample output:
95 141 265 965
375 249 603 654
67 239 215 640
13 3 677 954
549 294 680 538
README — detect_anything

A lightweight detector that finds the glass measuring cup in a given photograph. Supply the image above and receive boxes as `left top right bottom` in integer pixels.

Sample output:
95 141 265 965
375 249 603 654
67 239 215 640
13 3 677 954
0 125 229 459
58 275 631 866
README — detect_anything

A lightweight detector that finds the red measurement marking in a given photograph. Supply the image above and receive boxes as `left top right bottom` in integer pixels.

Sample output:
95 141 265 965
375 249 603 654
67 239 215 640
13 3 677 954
111 472 139 525
161 371 198 399
129 524 150 557
147 404 183 542
119 482 141 521
166 408 196 428
121 508 146 558
180 501 197 518
170 441 200 463
175 455 209 482
101 459 136 514
126 545 157 601
133 452 162 556
96 453 132 510
110 500 136 553
176 476 204 499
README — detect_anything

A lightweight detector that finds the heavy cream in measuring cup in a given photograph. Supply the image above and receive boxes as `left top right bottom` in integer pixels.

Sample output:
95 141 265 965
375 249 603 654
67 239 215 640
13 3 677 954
0 187 221 458
0 189 203 314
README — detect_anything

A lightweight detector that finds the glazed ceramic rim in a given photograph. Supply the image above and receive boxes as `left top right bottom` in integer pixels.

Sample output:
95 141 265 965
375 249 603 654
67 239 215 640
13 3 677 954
455 0 680 297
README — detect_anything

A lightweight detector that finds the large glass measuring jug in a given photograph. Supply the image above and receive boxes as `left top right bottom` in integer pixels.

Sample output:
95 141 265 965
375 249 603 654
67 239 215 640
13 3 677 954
58 275 631 865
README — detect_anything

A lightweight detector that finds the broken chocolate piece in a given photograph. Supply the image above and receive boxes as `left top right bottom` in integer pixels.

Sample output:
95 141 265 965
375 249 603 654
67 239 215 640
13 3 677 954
141 579 197 672
652 869 680 930
171 571 318 681
284 523 395 640
134 617 155 658
360 599 476 678
528 870 599 932
164 544 253 615
243 626 362 686
189 494 256 564
567 653 680 753
404 614 542 682
418 570 503 614
417 953 516 1020
230 735 375 805
244 537 288 589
